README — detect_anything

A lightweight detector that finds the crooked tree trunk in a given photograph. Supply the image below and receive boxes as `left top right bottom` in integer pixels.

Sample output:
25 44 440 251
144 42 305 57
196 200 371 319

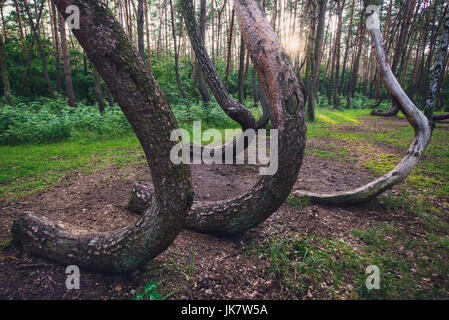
371 0 416 117
251 66 259 107
180 0 256 131
11 0 193 273
255 78 270 129
370 98 400 117
237 36 246 103
129 0 307 235
290 6 432 206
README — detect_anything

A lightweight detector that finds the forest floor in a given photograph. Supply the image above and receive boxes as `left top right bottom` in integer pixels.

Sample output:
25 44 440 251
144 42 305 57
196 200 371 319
0 109 448 300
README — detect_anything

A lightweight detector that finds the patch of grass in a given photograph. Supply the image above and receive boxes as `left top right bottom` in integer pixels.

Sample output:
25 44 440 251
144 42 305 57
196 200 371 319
0 134 143 200
307 144 350 162
285 195 310 207
164 247 196 282
246 234 367 299
361 153 401 175
0 238 11 250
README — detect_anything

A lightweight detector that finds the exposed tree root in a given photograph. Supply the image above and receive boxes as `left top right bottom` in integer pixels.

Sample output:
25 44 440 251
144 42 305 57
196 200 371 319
291 17 432 206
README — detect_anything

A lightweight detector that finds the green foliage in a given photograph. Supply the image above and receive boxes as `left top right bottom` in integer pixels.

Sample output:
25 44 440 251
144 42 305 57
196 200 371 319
132 281 162 300
0 97 131 145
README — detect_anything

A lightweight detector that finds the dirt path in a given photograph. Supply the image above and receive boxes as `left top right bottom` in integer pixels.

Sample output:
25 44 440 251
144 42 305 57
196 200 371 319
0 115 446 299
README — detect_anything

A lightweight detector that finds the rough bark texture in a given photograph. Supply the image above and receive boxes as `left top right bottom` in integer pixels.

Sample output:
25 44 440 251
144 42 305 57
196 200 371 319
11 0 193 273
425 8 449 121
181 0 256 131
291 8 432 206
256 79 270 129
130 0 307 236
371 0 416 117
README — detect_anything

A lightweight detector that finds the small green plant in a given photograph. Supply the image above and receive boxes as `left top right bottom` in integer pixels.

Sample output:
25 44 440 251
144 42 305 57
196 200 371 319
132 281 162 300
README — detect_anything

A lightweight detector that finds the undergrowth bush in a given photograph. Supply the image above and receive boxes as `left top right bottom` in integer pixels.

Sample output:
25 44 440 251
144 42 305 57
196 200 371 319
0 97 131 145
0 96 248 145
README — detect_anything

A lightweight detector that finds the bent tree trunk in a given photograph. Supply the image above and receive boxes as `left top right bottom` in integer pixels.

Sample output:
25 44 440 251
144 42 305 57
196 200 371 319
11 0 193 273
291 6 432 206
180 0 271 161
180 0 256 131
370 99 400 117
129 0 307 235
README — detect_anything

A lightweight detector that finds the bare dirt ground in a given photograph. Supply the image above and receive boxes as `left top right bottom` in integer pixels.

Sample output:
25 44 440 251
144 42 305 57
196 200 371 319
0 115 446 300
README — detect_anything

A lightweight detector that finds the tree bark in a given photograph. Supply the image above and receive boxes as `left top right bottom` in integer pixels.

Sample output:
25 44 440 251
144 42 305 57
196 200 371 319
93 67 105 114
51 1 62 94
181 0 256 131
291 5 432 206
0 31 12 105
170 0 187 99
144 0 152 72
59 12 76 107
11 0 193 274
224 7 234 87
305 1 316 121
130 0 307 235
137 0 145 60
